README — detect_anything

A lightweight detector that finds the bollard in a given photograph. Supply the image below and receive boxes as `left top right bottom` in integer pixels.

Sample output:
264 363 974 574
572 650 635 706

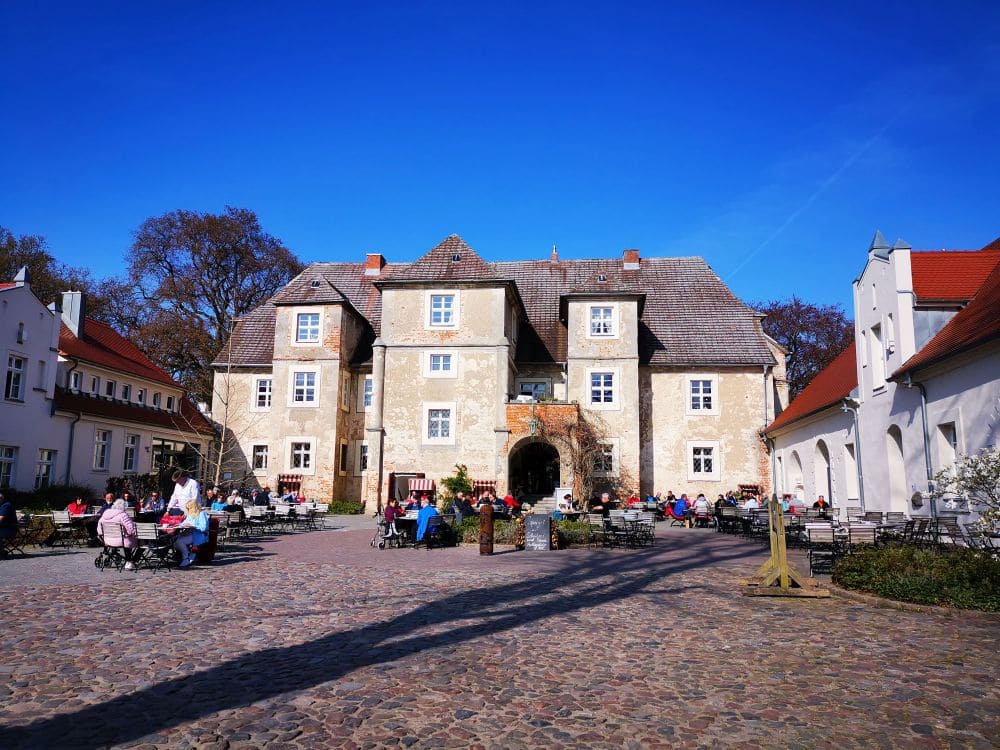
479 504 494 555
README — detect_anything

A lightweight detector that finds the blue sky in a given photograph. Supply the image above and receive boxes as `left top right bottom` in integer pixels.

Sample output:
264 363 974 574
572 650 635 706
2 1 998 312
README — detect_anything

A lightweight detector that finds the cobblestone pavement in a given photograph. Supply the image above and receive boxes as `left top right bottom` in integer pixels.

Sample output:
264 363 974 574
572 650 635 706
1 522 998 749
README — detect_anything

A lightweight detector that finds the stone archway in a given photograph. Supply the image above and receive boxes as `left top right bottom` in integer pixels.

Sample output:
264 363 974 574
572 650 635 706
508 440 560 496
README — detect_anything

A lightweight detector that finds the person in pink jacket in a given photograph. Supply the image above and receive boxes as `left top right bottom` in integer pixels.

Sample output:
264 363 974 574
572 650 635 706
96 499 139 570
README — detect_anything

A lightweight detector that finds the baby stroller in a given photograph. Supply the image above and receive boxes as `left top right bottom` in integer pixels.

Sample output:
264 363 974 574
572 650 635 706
370 510 406 549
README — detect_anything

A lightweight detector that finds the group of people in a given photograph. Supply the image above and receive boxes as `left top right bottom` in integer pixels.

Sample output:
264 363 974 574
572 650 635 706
62 469 210 569
382 494 440 544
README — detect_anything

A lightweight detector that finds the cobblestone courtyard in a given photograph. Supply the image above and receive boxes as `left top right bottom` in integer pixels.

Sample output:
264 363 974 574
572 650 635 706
1 521 998 749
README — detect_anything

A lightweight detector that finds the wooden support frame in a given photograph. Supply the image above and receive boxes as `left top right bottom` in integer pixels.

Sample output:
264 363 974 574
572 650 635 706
741 497 830 598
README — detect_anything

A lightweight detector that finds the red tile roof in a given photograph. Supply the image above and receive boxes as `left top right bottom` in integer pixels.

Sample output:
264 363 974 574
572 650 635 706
910 249 1000 302
60 318 177 387
0 282 16 291
53 387 215 435
894 250 1000 377
764 342 857 433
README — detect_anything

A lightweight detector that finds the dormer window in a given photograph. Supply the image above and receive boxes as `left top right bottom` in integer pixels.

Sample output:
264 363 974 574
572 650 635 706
295 312 321 343
152 392 162 408
310 279 322 288
452 254 461 262
589 306 615 337
597 274 607 282
426 292 459 329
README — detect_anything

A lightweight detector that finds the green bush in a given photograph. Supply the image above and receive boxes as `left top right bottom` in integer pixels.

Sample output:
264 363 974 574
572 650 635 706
833 544 1000 611
457 517 519 544
556 519 592 548
328 500 364 515
3 484 96 513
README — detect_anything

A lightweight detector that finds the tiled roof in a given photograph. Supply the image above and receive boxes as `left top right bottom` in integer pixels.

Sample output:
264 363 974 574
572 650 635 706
381 235 499 281
764 342 857 433
910 249 1000 302
219 236 777 368
271 273 351 306
894 249 1000 377
0 283 15 291
60 319 178 387
53 387 215 435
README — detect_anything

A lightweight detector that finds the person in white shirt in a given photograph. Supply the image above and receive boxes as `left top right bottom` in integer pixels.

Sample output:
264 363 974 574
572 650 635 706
742 495 760 511
167 469 201 515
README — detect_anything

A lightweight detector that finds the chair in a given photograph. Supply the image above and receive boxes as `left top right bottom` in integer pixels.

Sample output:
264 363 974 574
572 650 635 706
637 512 657 546
135 523 172 572
847 525 878 551
807 526 843 576
885 511 907 523
95 523 128 572
312 503 330 529
845 506 864 523
692 507 715 529
51 510 88 547
666 506 688 527
586 513 607 547
246 505 270 535
864 511 884 524
936 517 964 546
425 514 456 549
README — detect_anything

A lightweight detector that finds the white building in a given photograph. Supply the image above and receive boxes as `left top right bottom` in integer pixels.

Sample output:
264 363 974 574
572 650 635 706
765 232 1000 518
0 270 214 495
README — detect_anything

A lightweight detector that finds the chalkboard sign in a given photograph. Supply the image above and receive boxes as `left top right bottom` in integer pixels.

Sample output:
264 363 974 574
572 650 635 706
525 514 551 551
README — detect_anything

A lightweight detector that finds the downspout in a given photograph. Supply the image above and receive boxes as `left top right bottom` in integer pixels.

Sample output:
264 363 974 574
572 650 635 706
903 374 935 518
64 413 82 485
841 399 865 512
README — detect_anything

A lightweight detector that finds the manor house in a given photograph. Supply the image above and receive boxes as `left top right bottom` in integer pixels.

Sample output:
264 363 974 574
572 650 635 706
213 235 786 508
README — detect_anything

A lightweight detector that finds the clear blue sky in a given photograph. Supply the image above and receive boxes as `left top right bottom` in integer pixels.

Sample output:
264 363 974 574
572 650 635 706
2 1 998 312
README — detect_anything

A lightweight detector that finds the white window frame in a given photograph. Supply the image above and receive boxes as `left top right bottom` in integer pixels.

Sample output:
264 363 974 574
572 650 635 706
357 374 373 412
251 444 269 473
105 379 117 399
425 290 459 330
338 438 349 476
34 448 56 490
121 383 131 402
90 375 100 395
252 376 273 411
35 359 46 390
152 392 162 408
340 372 351 412
516 378 551 400
4 354 26 401
294 310 322 344
593 438 619 477
423 350 458 379
123 434 139 473
688 440 721 481
685 374 719 416
870 324 886 390
69 370 82 391
586 368 619 411
587 304 618 338
93 428 112 472
137 388 146 405
422 401 456 445
354 440 369 476
165 395 175 412
288 367 321 407
0 445 18 488
285 436 316 475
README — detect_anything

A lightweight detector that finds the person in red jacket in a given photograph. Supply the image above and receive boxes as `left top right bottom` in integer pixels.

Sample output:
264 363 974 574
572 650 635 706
67 497 88 516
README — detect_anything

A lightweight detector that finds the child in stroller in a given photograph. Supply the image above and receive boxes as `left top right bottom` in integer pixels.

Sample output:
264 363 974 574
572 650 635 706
371 497 407 549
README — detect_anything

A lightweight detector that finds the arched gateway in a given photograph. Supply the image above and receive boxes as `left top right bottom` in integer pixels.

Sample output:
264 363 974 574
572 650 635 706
508 439 560 496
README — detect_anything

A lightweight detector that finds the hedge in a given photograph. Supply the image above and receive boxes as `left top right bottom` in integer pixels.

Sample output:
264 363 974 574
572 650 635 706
833 544 1000 612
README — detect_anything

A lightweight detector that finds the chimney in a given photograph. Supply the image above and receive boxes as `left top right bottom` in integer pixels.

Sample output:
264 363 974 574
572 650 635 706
550 244 559 263
61 291 87 338
364 253 385 276
623 248 640 270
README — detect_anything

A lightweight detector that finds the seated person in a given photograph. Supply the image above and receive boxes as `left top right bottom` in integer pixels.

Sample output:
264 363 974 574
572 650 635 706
174 499 209 568
404 491 420 512
414 496 439 544
661 491 677 511
692 494 711 514
0 493 18 555
781 494 792 513
142 491 165 514
742 495 760 510
672 494 689 517
812 495 831 511
222 495 246 521
210 495 228 512
451 492 474 523
383 497 404 538
121 491 139 510
96 499 139 570
67 497 89 516
501 493 521 517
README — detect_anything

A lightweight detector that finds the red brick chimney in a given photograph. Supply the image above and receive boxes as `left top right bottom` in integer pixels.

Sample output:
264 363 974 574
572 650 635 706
623 248 640 270
364 253 385 276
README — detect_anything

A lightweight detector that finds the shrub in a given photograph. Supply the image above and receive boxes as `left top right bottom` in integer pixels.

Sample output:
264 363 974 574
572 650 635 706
833 544 1000 611
457 517 520 544
3 484 96 513
556 519 591 548
328 500 364 515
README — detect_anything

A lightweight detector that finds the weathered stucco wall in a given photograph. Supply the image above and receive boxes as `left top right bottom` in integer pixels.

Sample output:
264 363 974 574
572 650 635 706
640 368 771 497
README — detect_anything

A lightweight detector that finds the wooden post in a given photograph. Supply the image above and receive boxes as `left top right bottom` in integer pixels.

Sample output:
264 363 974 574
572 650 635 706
741 495 829 598
479 504 494 555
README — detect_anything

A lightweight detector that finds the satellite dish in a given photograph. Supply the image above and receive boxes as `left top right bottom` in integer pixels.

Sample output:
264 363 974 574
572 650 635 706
910 491 924 509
